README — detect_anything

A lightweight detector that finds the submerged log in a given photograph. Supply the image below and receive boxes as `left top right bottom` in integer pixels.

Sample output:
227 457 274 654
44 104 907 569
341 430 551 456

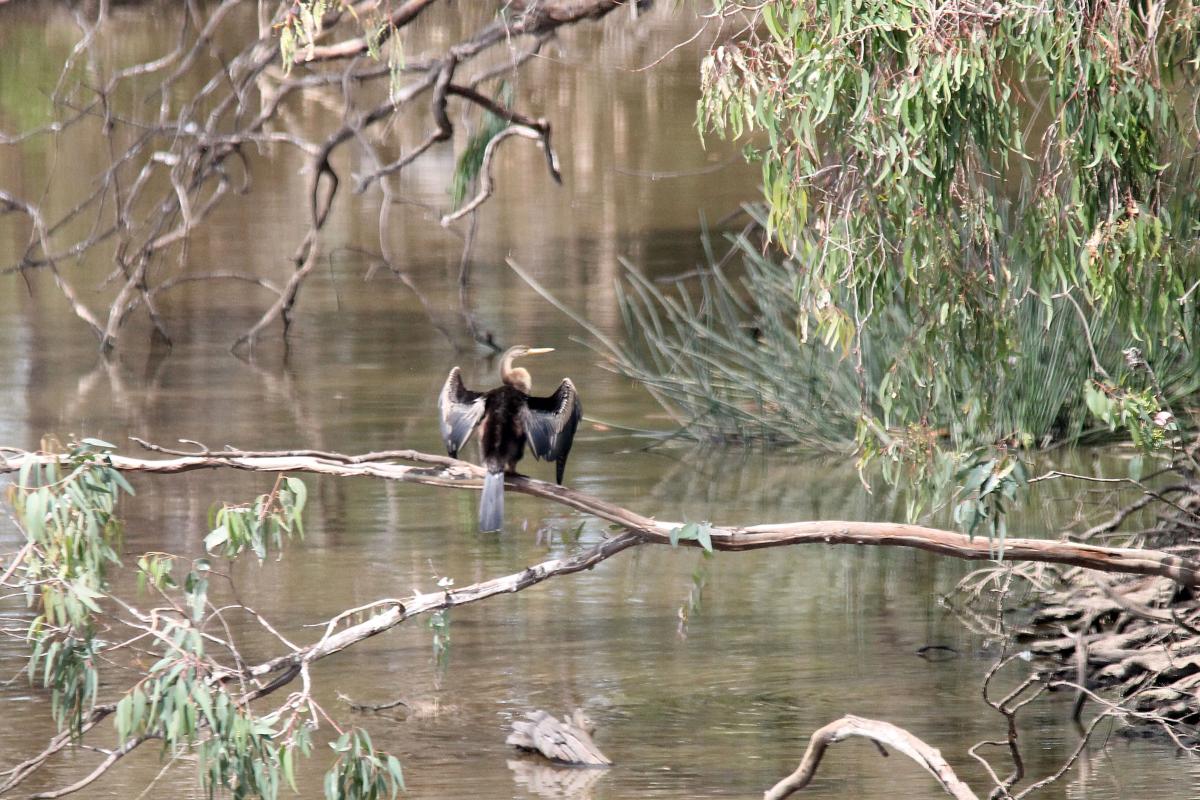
506 709 612 766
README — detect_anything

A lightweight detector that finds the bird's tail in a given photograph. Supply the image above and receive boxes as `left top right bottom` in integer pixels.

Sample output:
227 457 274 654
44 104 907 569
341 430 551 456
479 471 505 532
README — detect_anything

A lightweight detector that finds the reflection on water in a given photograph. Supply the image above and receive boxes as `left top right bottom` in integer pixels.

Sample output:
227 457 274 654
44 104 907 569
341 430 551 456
0 4 1196 799
508 758 609 799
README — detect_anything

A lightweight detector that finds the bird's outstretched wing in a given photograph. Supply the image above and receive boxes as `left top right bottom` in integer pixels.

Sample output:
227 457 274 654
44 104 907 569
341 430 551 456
522 378 582 484
438 367 484 458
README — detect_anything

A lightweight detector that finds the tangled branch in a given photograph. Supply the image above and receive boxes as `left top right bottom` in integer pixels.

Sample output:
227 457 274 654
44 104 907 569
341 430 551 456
0 1 630 353
764 715 979 800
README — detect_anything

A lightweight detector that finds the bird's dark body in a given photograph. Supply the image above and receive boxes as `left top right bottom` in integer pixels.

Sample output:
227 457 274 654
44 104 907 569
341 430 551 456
437 346 582 531
479 385 529 474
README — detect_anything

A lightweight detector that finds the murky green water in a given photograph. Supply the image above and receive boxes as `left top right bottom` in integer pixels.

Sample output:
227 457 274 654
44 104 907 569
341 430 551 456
1 4 1196 799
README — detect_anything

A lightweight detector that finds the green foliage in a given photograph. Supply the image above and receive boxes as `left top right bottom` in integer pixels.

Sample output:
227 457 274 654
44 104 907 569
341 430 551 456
953 453 1029 558
204 476 307 561
5 454 407 798
610 221 1197 535
668 521 714 553
450 84 514 209
111 606 314 799
611 226 1199 453
387 31 406 104
110 479 326 800
277 1 336 75
10 438 130 735
427 609 451 667
1084 380 1178 453
606 0 1200 540
113 620 210 749
325 728 405 800
694 0 1200 471
33 635 100 735
611 238 863 449
136 552 177 594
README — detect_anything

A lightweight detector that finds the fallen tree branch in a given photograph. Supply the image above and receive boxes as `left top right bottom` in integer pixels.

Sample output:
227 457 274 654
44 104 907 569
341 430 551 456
0 706 116 794
764 714 979 800
237 530 644 685
3 447 1198 586
28 733 153 800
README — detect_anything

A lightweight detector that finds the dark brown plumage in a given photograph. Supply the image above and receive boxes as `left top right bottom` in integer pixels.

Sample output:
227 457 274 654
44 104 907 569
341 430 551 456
438 346 582 531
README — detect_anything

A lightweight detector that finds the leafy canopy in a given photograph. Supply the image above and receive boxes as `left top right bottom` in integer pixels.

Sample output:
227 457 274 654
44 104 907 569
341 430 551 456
696 0 1200 470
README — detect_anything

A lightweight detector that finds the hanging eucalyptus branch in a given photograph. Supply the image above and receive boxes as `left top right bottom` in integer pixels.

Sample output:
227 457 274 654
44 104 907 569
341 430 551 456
686 0 1200 470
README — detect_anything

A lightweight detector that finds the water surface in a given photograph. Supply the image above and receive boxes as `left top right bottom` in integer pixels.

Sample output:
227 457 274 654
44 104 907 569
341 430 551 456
0 5 1194 799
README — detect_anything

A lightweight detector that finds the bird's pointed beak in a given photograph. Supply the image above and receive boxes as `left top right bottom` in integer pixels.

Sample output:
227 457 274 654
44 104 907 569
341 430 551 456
525 347 555 355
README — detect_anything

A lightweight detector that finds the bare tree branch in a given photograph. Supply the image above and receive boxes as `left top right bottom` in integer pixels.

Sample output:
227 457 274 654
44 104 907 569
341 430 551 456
4 437 1199 798
441 125 559 225
764 714 980 800
0 528 641 798
1 0 635 352
2 447 1199 587
28 734 153 800
236 531 644 687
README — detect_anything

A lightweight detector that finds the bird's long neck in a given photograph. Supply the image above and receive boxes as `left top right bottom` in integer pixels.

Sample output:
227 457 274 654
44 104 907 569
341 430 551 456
500 351 532 393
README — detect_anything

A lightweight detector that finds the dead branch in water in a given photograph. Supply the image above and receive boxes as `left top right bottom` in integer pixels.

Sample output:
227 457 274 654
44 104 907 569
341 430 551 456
764 715 979 800
3 445 1199 587
0 522 641 798
946 480 1200 751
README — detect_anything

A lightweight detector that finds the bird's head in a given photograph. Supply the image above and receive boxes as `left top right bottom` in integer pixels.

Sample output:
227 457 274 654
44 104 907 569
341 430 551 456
506 345 554 360
500 346 553 393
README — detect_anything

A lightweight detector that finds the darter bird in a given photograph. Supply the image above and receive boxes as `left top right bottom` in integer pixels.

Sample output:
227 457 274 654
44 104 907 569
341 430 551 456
437 346 582 532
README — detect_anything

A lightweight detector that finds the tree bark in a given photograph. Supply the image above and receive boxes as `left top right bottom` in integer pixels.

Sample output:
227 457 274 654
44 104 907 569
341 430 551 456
764 715 979 800
2 447 1198 587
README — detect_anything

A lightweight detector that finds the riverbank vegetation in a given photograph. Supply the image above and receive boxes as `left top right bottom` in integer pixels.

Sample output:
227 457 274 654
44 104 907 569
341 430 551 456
624 0 1200 464
608 0 1200 786
3 1 1200 798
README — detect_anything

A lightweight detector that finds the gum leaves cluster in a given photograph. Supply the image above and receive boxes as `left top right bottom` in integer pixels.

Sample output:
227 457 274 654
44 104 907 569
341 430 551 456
3 441 403 799
688 1 1200 471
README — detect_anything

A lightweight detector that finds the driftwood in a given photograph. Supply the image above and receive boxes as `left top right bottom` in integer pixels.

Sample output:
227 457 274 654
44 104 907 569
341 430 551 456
2 446 1199 587
764 715 979 800
1016 572 1200 726
506 709 611 766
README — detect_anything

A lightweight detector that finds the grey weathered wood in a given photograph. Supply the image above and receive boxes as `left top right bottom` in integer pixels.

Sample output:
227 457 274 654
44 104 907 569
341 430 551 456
506 709 611 766
3 448 1199 587
764 715 978 800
